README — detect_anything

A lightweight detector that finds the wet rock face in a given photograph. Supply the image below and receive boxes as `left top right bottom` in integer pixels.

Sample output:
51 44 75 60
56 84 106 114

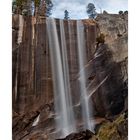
12 103 55 140
90 44 126 117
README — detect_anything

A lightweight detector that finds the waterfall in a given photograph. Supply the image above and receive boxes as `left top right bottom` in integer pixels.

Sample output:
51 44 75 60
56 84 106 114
46 18 95 138
46 18 76 138
76 20 94 131
59 19 76 132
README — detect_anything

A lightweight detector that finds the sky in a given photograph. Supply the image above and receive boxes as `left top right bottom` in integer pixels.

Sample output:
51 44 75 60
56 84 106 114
51 0 128 19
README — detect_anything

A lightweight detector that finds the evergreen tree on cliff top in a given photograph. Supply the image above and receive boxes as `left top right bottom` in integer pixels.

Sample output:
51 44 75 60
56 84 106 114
39 0 53 17
12 0 38 15
33 0 53 16
12 0 53 16
12 0 25 14
64 10 70 20
46 0 53 17
86 3 97 19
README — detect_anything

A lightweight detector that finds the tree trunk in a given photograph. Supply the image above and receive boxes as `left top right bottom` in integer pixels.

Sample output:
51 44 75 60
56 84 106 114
39 0 47 16
35 7 39 16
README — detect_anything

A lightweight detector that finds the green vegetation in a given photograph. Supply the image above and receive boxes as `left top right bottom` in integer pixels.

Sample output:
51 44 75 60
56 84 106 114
34 0 40 7
119 10 128 15
12 0 53 16
86 3 97 19
96 33 105 46
119 10 123 15
124 11 128 14
12 0 26 14
90 113 128 140
64 10 70 20
46 0 53 17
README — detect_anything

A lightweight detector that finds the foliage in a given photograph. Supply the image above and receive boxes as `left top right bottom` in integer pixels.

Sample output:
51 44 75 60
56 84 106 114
34 0 40 7
124 10 128 14
12 0 23 14
22 9 28 16
119 10 123 15
96 33 105 46
15 0 24 7
38 0 53 16
86 3 97 19
91 113 128 140
12 0 53 16
12 0 32 15
12 0 17 13
46 0 53 17
118 10 128 17
64 10 70 20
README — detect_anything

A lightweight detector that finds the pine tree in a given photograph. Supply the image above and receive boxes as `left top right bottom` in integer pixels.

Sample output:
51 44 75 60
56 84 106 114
46 0 53 17
39 0 47 16
12 0 53 16
12 0 17 14
25 0 33 15
12 0 24 14
124 11 128 15
64 10 70 20
34 0 40 16
86 3 97 19
34 0 53 17
119 11 123 15
12 0 33 15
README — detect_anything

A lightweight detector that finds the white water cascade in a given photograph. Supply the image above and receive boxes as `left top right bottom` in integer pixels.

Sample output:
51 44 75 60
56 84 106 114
77 20 94 131
46 18 76 138
46 18 95 138
59 19 76 133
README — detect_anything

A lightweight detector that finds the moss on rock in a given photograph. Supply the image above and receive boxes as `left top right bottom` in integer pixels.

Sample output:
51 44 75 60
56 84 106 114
90 113 128 140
